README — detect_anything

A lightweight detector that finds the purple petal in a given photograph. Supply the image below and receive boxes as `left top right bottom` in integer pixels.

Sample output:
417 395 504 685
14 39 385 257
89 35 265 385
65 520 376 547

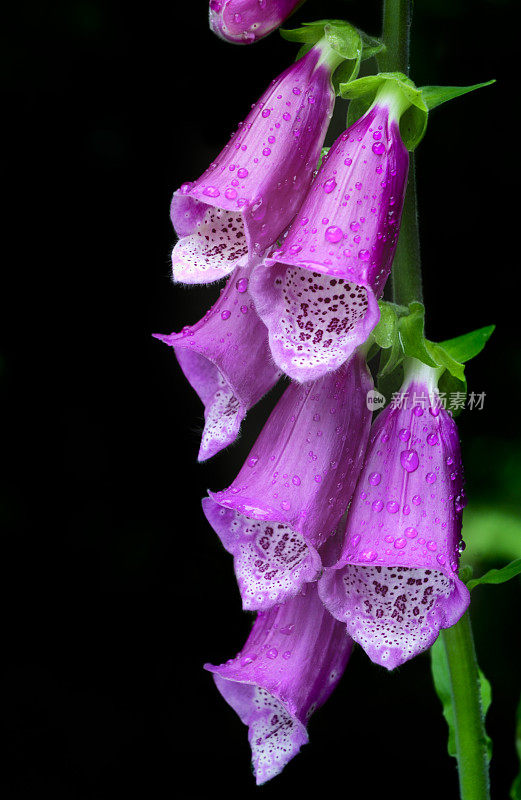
209 0 304 45
153 262 281 461
203 351 373 609
170 45 335 283
251 103 409 379
319 377 470 670
250 264 380 381
205 580 353 784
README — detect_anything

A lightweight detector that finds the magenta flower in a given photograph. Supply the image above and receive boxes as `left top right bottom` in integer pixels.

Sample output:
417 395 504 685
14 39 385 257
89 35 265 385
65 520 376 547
202 349 372 609
205 579 353 784
209 0 303 44
319 361 470 670
250 84 409 381
170 40 341 284
153 262 280 461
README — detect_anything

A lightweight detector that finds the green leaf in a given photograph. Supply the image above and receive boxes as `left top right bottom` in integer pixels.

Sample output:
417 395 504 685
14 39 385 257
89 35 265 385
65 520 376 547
438 325 495 364
460 506 521 564
467 558 521 592
420 80 495 111
430 638 492 763
511 696 521 799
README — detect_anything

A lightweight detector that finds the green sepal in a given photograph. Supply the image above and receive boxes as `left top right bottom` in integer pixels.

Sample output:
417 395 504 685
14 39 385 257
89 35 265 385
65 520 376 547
399 301 439 367
280 19 383 59
369 303 494 416
342 74 495 151
438 370 467 418
281 20 383 90
372 301 407 378
420 80 495 110
467 558 521 592
430 637 492 764
438 325 495 364
280 19 348 45
341 72 428 150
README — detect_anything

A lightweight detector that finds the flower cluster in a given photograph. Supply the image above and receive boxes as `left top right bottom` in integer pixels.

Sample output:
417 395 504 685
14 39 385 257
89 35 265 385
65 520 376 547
155 8 476 784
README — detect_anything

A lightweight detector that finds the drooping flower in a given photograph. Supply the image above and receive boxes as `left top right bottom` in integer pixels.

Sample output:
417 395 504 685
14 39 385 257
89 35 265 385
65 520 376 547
250 81 410 381
319 359 470 670
202 348 372 609
205 572 353 784
153 262 281 461
170 39 343 284
209 0 304 44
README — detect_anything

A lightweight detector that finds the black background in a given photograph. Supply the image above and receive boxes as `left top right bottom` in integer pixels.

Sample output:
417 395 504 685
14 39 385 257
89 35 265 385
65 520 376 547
2 1 520 797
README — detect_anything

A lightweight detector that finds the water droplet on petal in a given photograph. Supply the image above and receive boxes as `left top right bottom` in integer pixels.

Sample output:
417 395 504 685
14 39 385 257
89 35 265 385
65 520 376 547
325 225 343 243
400 449 419 472
323 178 337 193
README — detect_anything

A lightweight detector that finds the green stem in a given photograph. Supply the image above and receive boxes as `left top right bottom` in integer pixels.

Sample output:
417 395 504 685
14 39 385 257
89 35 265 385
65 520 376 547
380 3 490 799
379 0 422 306
441 614 491 800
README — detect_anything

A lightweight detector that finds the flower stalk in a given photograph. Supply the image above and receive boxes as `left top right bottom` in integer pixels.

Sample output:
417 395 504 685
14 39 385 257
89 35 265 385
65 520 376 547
441 615 491 800
381 1 490 797
379 0 422 307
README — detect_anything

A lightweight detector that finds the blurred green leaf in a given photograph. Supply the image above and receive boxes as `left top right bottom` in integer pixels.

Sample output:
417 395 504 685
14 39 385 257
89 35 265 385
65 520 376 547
511 696 521 799
467 558 521 591
461 506 521 564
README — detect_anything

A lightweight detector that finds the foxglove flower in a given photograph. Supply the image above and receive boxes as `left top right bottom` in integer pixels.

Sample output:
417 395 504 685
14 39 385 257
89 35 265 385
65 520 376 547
171 40 342 284
205 576 353 784
202 349 372 609
319 360 470 670
251 83 409 381
209 0 303 44
153 262 280 461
